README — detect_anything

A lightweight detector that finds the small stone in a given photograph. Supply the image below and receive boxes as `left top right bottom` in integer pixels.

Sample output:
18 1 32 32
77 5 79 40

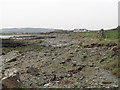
66 74 72 77
44 82 52 87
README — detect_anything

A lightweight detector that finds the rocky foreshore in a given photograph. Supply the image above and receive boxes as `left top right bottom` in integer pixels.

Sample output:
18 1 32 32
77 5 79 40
0 32 119 89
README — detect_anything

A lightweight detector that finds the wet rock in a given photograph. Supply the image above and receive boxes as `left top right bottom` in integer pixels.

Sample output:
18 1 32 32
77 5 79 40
2 39 26 47
102 81 113 84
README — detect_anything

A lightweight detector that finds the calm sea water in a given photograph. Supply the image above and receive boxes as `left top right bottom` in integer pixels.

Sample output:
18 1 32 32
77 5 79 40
0 28 54 39
0 28 54 33
0 35 14 39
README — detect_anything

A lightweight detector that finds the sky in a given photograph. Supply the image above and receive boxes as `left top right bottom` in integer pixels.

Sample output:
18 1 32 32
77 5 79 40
0 0 119 30
118 1 120 26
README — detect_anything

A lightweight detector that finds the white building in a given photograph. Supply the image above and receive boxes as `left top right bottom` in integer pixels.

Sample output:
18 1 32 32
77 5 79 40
73 29 89 32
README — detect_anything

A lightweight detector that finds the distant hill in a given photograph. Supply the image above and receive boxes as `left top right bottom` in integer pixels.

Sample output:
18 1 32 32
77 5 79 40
0 28 54 34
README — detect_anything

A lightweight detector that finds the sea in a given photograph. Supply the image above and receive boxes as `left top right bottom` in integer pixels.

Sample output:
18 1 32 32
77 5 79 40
0 28 54 39
0 28 54 33
0 36 14 39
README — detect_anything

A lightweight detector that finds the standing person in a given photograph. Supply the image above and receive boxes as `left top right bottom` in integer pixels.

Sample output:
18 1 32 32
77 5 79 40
97 29 105 41
100 29 104 39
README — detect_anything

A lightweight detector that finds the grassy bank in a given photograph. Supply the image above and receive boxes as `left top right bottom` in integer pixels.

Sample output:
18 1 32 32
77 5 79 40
2 39 44 54
68 29 119 77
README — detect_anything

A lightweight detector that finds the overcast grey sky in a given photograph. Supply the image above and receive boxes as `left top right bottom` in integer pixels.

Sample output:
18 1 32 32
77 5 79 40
0 0 119 30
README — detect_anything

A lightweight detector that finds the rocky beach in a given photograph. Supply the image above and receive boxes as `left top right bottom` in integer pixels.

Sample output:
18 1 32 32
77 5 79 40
0 30 119 89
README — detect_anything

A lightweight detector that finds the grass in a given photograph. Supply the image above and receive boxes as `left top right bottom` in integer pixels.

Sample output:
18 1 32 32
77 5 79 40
73 84 79 88
55 88 61 90
59 53 73 59
69 29 118 39
69 29 119 46
2 39 44 54
2 45 44 54
16 87 25 90
104 30 118 39
104 59 120 78
78 42 83 47
69 29 119 78
69 31 97 39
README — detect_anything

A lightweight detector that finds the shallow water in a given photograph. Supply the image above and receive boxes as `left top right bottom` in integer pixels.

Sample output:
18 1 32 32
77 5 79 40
0 35 14 39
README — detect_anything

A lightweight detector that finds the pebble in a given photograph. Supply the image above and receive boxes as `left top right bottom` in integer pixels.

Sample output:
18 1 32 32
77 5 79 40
44 82 52 87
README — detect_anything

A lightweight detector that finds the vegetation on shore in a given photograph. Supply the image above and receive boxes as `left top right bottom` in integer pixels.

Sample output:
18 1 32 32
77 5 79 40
68 29 119 78
2 39 44 54
1 29 120 88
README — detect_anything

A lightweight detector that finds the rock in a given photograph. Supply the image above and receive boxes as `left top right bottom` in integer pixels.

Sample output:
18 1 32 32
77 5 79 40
75 49 80 52
106 43 117 47
27 66 39 76
4 68 18 78
88 62 94 67
95 67 99 70
99 77 103 79
60 58 72 64
84 43 104 48
50 75 64 81
70 52 74 54
1 51 19 63
61 80 74 84
99 58 107 63
66 74 72 77
111 46 120 56
60 61 65 64
72 63 77 67
112 85 118 87
68 65 86 74
2 68 24 88
102 81 113 84
44 82 52 87
2 53 5 55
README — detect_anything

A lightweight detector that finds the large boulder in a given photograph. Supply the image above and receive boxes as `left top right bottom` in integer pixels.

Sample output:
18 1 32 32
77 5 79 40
1 51 19 63
2 68 24 88
27 66 39 76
